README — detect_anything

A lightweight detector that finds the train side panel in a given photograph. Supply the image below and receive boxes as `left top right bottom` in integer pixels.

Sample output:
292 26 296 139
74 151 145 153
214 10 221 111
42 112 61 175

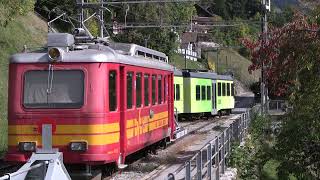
184 77 212 113
216 80 235 111
173 76 184 114
120 65 173 160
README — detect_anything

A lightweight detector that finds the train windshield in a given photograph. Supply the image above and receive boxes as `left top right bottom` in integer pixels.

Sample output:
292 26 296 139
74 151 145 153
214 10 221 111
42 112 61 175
23 70 84 109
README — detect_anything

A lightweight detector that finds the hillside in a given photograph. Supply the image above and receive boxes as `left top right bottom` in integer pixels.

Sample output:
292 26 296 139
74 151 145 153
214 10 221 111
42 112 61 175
0 13 47 155
170 54 207 70
207 49 259 87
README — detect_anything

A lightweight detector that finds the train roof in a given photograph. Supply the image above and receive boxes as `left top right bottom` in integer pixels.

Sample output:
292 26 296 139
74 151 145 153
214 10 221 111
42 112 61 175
9 34 174 72
182 71 233 81
174 69 183 76
109 43 168 63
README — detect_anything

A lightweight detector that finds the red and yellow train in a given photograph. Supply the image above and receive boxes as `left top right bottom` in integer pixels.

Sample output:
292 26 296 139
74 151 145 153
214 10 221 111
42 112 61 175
5 33 175 167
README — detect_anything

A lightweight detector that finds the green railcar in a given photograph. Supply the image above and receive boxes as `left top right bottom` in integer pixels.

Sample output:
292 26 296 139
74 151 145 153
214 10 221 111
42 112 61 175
174 70 184 114
216 76 235 113
173 70 235 118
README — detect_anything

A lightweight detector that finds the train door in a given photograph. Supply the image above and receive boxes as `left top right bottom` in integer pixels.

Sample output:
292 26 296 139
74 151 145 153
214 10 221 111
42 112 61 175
119 66 140 156
168 72 175 139
107 65 122 164
211 80 217 115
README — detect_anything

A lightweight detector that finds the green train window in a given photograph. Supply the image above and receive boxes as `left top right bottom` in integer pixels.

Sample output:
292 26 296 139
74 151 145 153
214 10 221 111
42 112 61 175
109 70 117 111
231 83 234 96
127 72 133 109
176 84 180 101
218 83 222 96
201 86 206 100
196 85 200 100
158 75 162 104
144 74 149 106
152 75 156 105
222 83 226 96
136 73 142 107
227 83 230 96
207 86 211 100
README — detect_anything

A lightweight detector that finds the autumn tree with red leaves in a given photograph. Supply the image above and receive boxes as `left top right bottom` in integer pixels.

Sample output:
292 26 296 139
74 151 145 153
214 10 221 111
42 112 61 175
243 12 320 179
242 13 320 97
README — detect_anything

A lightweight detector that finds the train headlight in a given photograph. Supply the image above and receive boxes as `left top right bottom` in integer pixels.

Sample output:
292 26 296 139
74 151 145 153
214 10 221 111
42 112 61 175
19 142 36 152
70 142 88 151
48 48 62 62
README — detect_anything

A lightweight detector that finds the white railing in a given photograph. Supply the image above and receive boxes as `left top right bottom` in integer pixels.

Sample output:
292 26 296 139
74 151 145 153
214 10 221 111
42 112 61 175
167 110 252 180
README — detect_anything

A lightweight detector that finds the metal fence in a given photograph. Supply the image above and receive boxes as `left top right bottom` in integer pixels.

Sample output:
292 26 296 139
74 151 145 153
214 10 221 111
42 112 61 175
167 110 253 180
268 100 286 112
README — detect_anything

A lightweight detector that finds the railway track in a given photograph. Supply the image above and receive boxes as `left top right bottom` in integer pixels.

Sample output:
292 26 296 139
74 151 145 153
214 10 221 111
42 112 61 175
105 115 231 180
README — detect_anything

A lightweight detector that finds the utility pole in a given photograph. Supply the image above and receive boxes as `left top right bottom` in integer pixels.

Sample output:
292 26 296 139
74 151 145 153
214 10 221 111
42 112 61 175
261 0 270 115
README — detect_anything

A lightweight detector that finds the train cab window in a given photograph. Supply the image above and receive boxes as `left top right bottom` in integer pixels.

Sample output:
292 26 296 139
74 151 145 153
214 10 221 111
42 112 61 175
152 75 156 105
227 83 231 96
222 83 226 96
207 86 211 100
136 73 142 107
144 74 150 106
23 70 84 109
127 72 133 109
176 84 180 101
109 70 117 111
218 83 222 96
201 86 206 100
196 85 200 101
158 75 162 104
231 83 235 96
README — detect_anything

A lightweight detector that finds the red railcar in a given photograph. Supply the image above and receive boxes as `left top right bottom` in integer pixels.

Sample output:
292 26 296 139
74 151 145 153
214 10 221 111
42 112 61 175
5 33 175 167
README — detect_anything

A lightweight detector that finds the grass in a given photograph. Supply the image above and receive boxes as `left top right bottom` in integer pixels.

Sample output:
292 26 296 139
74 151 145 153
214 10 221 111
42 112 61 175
169 53 207 70
0 12 47 156
206 49 260 87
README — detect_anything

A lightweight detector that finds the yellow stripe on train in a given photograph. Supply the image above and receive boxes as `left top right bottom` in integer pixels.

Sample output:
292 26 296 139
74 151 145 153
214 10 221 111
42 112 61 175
126 111 168 129
8 132 120 146
8 123 120 135
126 111 169 139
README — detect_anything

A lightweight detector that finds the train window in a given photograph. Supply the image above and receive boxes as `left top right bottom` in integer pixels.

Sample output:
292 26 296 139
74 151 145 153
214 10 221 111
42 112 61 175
127 72 133 109
154 55 160 60
227 83 230 96
174 84 176 101
201 86 206 100
158 75 162 104
23 70 84 109
152 75 156 105
231 83 234 96
164 77 167 102
196 85 200 101
176 84 180 101
146 53 152 59
109 70 117 111
218 83 221 96
222 83 226 96
144 74 149 106
207 86 211 100
137 51 145 57
136 73 142 107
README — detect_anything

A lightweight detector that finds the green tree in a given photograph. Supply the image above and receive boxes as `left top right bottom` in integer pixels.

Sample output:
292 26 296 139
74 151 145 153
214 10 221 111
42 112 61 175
112 3 196 56
243 10 320 178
